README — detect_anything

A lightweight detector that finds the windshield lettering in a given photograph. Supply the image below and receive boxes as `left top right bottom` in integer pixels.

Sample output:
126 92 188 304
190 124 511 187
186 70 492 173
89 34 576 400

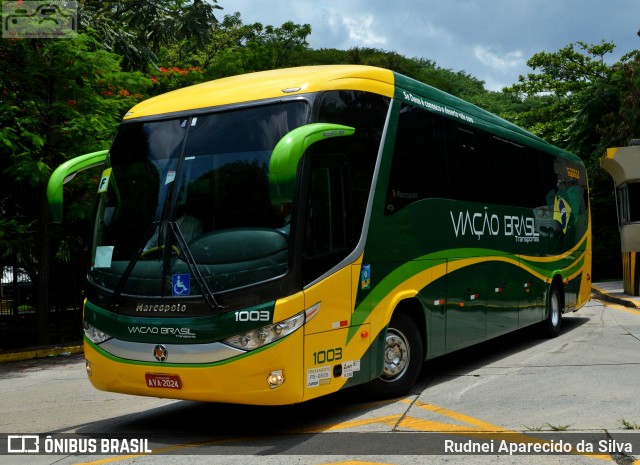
135 303 187 313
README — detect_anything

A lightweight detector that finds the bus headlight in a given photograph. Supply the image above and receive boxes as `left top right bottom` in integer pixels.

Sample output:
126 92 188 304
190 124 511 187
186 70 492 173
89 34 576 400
83 320 111 344
224 311 304 350
267 370 285 388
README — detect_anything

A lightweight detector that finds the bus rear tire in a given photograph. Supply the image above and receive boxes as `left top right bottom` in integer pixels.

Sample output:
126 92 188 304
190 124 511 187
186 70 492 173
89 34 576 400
364 312 423 399
541 284 563 338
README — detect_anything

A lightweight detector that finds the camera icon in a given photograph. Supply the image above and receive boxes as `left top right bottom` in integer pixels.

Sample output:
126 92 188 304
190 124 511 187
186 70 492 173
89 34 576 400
2 1 77 38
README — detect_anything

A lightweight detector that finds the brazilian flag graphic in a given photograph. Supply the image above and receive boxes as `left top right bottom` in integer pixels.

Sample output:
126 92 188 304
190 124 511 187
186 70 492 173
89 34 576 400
553 195 572 234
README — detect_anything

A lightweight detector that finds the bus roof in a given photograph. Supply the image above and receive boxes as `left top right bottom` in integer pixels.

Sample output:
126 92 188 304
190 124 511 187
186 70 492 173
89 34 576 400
123 65 580 163
391 72 581 163
123 65 395 120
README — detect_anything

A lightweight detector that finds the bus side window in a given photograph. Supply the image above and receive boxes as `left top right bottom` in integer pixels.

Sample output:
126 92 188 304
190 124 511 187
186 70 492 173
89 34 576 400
303 153 352 284
307 164 345 256
386 104 449 214
487 135 524 206
521 148 557 208
445 120 489 203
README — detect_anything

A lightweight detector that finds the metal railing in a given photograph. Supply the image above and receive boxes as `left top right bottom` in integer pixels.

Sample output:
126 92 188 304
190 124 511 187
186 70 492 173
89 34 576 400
1 264 83 350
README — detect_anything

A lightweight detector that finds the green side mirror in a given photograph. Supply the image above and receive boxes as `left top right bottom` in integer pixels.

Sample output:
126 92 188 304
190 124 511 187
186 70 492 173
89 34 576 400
269 123 355 205
47 149 109 223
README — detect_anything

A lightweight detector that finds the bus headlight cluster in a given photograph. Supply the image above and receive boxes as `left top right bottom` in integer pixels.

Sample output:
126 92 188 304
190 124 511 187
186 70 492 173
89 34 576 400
83 320 111 344
224 311 304 350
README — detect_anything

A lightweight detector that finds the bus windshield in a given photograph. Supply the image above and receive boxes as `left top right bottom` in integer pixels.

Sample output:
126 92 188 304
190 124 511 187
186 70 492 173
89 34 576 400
88 101 308 298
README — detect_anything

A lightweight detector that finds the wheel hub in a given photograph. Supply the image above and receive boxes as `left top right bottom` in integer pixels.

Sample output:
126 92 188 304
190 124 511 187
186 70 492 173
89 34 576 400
382 331 409 380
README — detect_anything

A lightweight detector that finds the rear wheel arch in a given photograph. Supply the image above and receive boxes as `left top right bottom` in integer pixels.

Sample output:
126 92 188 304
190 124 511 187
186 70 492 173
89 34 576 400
393 298 427 359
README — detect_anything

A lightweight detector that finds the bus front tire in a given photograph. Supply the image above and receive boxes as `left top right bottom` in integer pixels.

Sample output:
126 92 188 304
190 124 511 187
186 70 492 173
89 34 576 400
364 312 423 399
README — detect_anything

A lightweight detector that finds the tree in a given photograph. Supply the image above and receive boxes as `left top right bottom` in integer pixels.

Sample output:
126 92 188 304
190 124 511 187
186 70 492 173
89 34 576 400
0 35 150 343
160 13 312 77
506 41 616 146
80 0 222 71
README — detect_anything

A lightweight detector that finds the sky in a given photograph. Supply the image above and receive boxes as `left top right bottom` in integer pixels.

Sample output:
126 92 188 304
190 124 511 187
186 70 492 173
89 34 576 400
222 0 639 91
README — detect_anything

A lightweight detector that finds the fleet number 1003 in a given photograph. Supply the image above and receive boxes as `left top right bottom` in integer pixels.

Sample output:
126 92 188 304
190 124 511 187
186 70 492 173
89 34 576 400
313 348 343 364
234 310 270 322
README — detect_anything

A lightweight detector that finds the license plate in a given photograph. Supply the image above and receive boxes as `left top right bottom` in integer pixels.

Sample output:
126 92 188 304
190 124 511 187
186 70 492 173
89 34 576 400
145 373 182 390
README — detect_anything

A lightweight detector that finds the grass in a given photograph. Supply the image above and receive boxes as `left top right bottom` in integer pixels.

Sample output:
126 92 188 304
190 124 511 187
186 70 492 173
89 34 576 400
523 424 544 431
621 419 640 430
523 423 571 431
545 423 571 431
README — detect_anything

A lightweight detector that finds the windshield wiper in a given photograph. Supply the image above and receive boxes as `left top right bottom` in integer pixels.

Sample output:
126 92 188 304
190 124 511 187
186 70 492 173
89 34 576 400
108 220 224 311
170 221 225 311
109 220 160 309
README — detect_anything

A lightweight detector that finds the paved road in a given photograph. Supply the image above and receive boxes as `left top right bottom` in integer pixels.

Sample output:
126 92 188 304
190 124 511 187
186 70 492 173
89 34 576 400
1 298 639 465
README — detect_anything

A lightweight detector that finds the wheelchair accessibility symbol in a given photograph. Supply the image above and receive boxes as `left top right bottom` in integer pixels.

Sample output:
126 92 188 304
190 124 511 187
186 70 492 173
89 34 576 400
172 274 190 296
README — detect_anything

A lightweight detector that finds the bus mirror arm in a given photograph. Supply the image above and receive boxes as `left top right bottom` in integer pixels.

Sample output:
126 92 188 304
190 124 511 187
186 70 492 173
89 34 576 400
268 123 355 205
47 150 109 223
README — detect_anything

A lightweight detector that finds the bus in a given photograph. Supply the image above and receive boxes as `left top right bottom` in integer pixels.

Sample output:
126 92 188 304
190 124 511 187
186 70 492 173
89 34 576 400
48 65 591 405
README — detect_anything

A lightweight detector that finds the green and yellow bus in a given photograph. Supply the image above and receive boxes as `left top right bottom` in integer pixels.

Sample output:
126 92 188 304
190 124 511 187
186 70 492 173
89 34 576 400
48 65 591 405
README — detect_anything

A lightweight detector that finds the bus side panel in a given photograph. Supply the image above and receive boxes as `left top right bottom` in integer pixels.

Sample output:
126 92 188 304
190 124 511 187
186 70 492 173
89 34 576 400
559 248 592 312
518 257 546 328
419 273 446 359
576 250 592 310
302 324 371 402
445 262 487 352
485 259 521 339
303 260 357 337
351 256 448 362
567 213 592 312
564 269 581 310
301 257 375 400
443 257 521 351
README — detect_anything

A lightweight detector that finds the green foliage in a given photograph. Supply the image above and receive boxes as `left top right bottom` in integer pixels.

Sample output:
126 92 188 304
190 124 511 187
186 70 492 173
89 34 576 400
504 41 634 154
161 12 312 78
0 34 152 315
511 41 615 97
0 218 34 259
0 35 150 186
80 0 222 71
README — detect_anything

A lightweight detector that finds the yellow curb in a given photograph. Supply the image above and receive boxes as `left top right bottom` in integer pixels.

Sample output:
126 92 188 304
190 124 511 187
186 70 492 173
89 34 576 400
0 345 83 363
